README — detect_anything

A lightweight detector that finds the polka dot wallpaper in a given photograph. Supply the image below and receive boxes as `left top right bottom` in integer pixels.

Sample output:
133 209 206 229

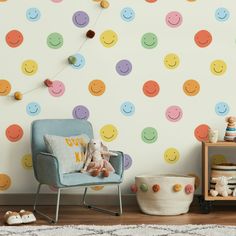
0 0 236 194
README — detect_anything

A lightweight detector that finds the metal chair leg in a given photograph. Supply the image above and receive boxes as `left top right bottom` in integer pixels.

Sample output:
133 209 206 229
82 185 123 216
33 184 61 223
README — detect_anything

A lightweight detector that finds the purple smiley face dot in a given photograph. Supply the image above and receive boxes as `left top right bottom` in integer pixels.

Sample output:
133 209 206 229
72 105 90 120
124 154 132 170
165 105 183 122
116 59 132 76
72 11 89 28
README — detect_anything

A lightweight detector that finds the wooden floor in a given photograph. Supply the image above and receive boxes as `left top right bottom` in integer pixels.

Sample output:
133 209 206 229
1 205 236 226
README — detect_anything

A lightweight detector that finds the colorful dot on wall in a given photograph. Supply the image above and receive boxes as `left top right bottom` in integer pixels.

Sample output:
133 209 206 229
166 11 183 28
173 184 182 192
91 186 104 191
47 32 63 49
71 53 86 70
116 59 132 76
140 183 148 192
5 124 24 142
100 124 118 142
152 184 160 192
48 80 65 97
164 147 180 164
165 105 183 122
0 174 11 191
130 184 138 193
21 59 38 76
72 11 89 28
210 154 227 165
185 184 194 194
0 0 8 2
0 79 11 96
120 102 135 116
124 154 133 170
194 124 209 142
141 127 158 144
194 30 212 48
183 79 200 96
5 29 24 48
164 53 180 69
215 8 230 22
143 80 160 97
51 0 63 2
21 154 32 169
215 102 230 116
120 7 135 22
88 79 106 96
210 59 227 76
145 0 157 3
72 105 90 120
26 8 41 22
188 173 200 190
26 102 41 116
100 30 118 48
141 32 158 49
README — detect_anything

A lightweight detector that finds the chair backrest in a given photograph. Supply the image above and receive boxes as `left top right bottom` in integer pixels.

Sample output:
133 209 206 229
31 119 94 169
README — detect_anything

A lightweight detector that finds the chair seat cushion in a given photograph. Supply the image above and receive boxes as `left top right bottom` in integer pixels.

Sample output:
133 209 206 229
61 172 122 186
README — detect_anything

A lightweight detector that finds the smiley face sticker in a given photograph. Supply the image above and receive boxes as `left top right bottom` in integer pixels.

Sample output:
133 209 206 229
215 8 230 22
215 102 229 116
124 154 133 170
88 80 106 96
6 124 24 142
164 147 180 164
183 79 200 96
166 11 183 28
0 174 11 191
21 59 38 76
48 80 65 97
21 154 33 169
100 124 118 142
121 7 135 22
71 53 85 70
141 127 158 144
116 59 132 76
210 60 227 76
5 30 24 48
194 124 209 142
143 80 160 97
72 105 90 120
26 102 41 116
194 30 212 48
100 30 118 48
47 32 63 49
141 32 158 49
120 101 135 116
164 53 180 69
26 8 41 22
0 80 11 96
72 11 89 28
165 106 183 122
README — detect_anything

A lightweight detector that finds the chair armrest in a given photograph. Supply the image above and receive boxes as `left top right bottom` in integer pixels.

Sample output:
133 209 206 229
35 152 62 187
109 151 124 178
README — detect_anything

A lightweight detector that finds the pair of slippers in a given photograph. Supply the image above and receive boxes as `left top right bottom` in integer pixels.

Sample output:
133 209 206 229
4 210 36 225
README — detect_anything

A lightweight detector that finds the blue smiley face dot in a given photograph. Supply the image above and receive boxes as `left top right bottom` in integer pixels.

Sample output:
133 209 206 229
121 7 135 22
26 102 41 116
215 8 230 22
26 8 41 22
215 102 230 116
120 101 135 116
71 53 85 70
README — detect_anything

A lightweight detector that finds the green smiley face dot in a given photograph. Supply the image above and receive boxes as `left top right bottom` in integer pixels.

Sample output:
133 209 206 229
140 183 148 192
141 127 158 143
141 32 158 49
47 32 64 49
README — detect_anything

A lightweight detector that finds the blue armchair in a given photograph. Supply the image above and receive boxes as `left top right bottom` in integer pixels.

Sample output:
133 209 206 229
31 119 124 223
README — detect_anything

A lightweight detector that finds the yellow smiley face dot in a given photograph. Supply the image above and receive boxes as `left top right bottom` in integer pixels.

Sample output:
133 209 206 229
21 154 33 169
21 59 38 76
164 147 180 164
100 30 118 48
164 53 180 69
0 173 11 191
210 60 227 76
100 124 118 142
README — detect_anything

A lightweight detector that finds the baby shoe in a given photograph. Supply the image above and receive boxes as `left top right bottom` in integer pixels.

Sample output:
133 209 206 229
4 211 22 225
19 210 36 224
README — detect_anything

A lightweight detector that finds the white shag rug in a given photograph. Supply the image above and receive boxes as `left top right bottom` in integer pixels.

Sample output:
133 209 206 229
0 224 236 236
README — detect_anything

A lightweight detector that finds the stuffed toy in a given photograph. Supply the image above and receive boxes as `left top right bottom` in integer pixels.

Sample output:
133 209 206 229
81 139 117 177
19 210 36 224
210 176 232 197
4 210 36 225
224 116 236 141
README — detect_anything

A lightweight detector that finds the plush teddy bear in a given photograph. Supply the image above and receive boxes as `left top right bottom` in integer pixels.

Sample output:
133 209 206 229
81 139 117 177
210 176 232 197
224 116 236 142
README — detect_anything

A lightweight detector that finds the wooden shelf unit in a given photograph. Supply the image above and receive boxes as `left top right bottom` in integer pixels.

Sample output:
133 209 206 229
202 141 236 201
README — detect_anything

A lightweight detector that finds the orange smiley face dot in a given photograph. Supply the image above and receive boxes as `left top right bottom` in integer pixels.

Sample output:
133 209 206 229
194 30 212 48
0 79 11 96
88 80 106 96
194 124 209 142
5 29 24 48
6 124 24 142
183 79 200 96
0 174 11 191
143 80 160 97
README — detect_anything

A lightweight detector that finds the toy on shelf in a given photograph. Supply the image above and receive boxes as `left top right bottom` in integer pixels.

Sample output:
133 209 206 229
210 176 232 197
208 128 218 143
224 116 236 142
81 139 117 177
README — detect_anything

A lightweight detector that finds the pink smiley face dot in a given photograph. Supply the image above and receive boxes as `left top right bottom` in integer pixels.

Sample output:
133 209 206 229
48 80 65 97
165 105 183 122
166 11 183 28
194 124 209 142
